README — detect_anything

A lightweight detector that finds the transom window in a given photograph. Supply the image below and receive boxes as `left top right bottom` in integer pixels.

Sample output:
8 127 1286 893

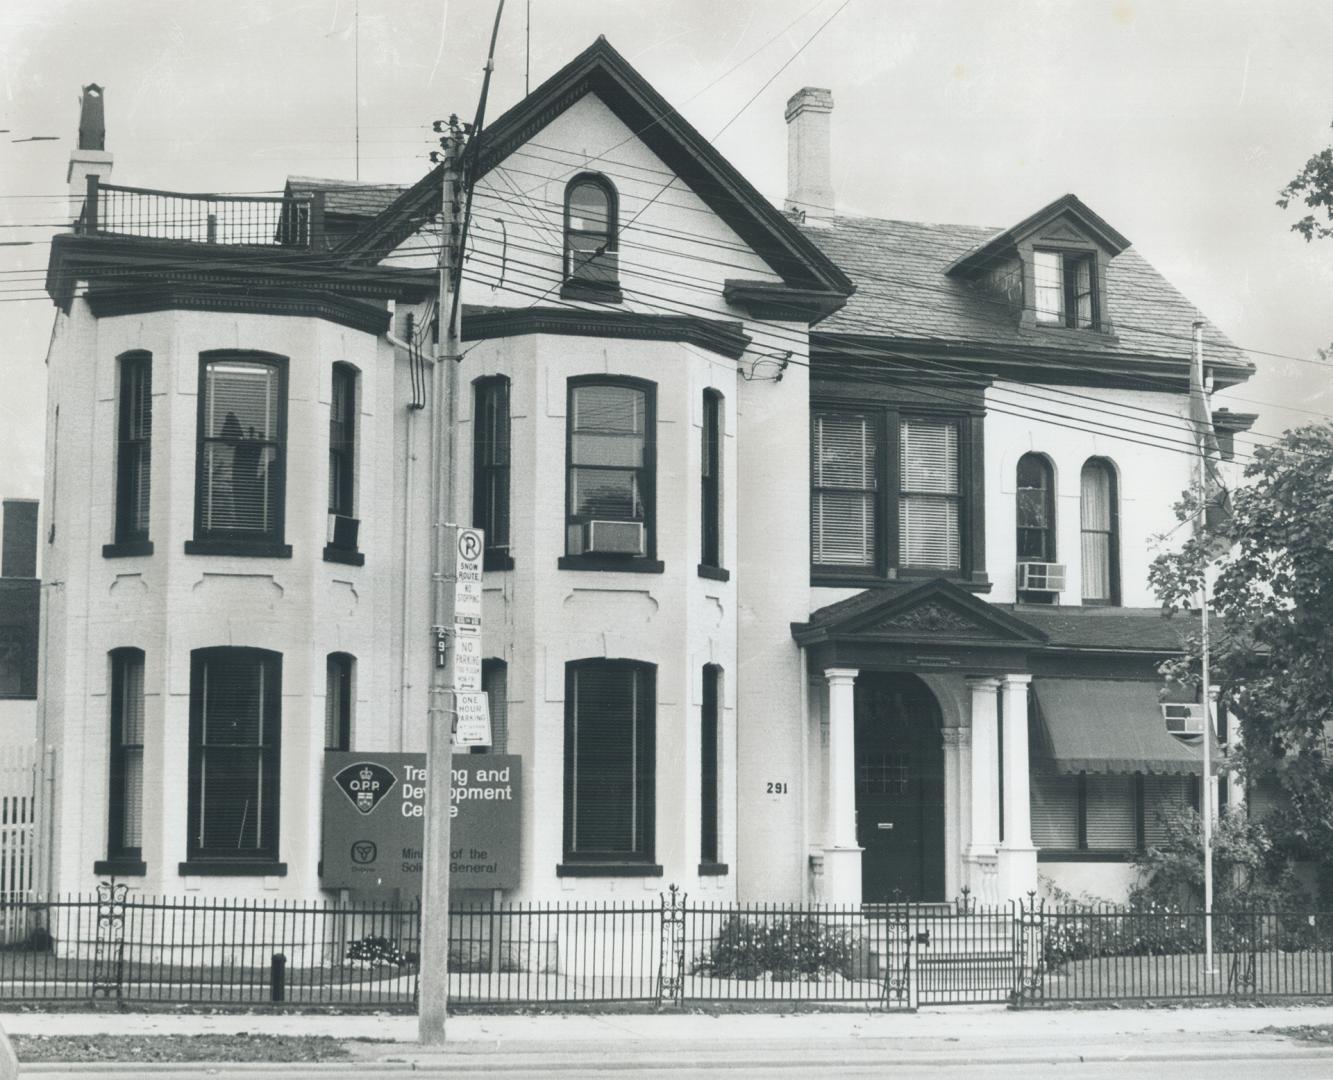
565 379 654 560
563 174 619 295
1034 250 1097 329
811 406 973 580
193 354 287 552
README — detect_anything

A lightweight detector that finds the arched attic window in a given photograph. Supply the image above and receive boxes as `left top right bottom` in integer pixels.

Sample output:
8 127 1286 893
563 174 620 300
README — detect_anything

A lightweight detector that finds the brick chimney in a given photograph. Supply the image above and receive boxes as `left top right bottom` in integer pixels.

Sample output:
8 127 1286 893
784 87 834 227
67 84 112 226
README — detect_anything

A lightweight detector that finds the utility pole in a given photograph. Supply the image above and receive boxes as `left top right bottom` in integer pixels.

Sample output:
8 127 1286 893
418 115 464 1047
1192 320 1216 977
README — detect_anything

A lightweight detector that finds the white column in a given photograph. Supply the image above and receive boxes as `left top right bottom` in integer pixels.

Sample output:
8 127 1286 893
822 667 862 904
967 677 1001 855
941 727 964 900
965 677 1001 904
1220 689 1244 814
997 674 1038 902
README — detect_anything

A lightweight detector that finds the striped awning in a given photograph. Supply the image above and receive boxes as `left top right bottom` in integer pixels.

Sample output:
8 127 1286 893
1031 678 1221 776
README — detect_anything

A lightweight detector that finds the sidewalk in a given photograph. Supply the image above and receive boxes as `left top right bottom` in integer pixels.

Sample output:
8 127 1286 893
4 1002 1333 1067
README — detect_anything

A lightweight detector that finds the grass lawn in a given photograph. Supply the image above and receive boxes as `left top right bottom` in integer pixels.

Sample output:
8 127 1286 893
11 1034 356 1063
1042 949 1333 1001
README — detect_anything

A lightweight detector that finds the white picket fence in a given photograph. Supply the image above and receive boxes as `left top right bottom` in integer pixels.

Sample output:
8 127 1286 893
0 745 38 942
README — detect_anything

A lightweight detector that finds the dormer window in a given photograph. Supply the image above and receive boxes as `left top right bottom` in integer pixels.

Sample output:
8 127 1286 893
1034 250 1096 329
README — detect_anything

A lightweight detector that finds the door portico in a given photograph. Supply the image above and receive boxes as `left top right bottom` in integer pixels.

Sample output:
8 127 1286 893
796 579 1046 906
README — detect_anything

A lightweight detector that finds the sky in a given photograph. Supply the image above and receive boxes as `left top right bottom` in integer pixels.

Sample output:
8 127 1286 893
2 0 1332 502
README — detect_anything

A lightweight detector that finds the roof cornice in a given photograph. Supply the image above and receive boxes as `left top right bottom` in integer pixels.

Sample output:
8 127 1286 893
460 305 752 360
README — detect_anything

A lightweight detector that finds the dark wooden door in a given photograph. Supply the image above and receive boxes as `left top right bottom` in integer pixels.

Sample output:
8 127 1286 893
855 675 945 902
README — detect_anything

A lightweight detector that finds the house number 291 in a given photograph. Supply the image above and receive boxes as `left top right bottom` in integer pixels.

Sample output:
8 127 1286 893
766 781 788 795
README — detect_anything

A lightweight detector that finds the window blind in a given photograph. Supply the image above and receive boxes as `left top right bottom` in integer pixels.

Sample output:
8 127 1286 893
1084 774 1136 849
201 362 282 536
1030 773 1078 848
111 650 145 853
566 662 653 859
568 384 648 547
1143 775 1192 847
117 354 152 541
899 418 959 569
1080 462 1113 600
811 411 877 567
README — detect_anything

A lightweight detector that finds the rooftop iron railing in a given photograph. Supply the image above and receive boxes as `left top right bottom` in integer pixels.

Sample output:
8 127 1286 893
74 175 320 248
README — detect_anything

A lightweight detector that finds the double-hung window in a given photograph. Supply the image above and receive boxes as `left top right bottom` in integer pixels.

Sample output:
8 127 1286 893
1016 453 1056 562
104 647 145 873
898 417 961 570
191 353 289 557
111 352 152 554
811 406 974 581
700 664 722 869
1034 250 1097 329
325 364 362 563
564 378 655 566
186 647 283 871
473 376 512 569
562 659 656 869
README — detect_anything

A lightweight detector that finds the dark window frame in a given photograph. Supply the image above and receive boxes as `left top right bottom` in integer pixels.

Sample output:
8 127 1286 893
325 652 353 752
184 646 284 872
700 664 722 869
328 363 357 519
700 390 725 576
188 351 291 558
472 658 508 755
561 658 657 870
1034 770 1201 861
810 400 982 586
1080 457 1121 606
1033 248 1099 330
1016 452 1056 562
562 173 621 301
561 376 659 572
112 351 153 551
105 647 146 870
473 376 513 571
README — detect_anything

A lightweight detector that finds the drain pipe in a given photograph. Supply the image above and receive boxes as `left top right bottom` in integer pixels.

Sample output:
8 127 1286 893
387 312 416 750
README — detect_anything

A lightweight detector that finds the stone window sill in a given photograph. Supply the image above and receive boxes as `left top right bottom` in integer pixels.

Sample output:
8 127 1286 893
93 858 147 877
178 860 288 877
558 556 664 574
322 544 365 567
103 540 154 559
185 540 293 558
556 862 663 878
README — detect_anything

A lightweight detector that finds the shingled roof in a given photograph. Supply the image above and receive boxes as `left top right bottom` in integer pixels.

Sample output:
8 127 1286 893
799 214 1254 387
285 176 407 218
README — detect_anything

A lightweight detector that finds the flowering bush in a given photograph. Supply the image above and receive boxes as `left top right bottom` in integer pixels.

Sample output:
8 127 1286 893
344 935 412 968
694 915 856 980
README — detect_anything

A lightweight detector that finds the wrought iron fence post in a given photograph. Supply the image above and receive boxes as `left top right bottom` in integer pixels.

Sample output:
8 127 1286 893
1014 893 1044 1007
656 884 686 1007
91 882 128 1002
879 903 916 1009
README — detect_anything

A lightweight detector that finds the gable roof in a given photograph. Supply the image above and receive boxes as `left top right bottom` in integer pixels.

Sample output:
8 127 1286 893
793 578 1047 647
800 213 1254 389
945 193 1131 275
338 36 853 312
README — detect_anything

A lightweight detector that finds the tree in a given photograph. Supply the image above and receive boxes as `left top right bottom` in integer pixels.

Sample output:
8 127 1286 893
1278 122 1333 242
1149 424 1333 901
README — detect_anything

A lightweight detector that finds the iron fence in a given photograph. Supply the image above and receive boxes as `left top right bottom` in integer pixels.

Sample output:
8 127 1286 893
76 176 316 247
3 889 1333 1008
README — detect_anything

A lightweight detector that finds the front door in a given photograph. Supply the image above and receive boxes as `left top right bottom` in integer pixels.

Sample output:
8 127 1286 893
855 673 945 902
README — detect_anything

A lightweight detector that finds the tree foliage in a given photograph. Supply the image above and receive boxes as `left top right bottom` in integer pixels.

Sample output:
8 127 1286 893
1278 122 1333 242
1150 424 1333 895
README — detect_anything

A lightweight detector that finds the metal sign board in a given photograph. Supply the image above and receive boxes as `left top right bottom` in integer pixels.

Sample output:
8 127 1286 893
453 527 483 626
454 691 491 746
452 632 482 691
322 752 520 892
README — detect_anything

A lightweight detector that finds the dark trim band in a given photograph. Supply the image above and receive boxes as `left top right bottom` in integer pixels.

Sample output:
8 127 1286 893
464 307 751 361
556 862 664 878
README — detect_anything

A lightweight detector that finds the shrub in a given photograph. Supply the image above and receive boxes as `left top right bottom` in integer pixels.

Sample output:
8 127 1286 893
344 935 411 968
694 915 856 980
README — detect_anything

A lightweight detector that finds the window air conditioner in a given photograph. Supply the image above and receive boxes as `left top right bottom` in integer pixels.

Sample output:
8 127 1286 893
585 520 645 556
1161 703 1205 735
327 513 360 550
1016 561 1066 593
